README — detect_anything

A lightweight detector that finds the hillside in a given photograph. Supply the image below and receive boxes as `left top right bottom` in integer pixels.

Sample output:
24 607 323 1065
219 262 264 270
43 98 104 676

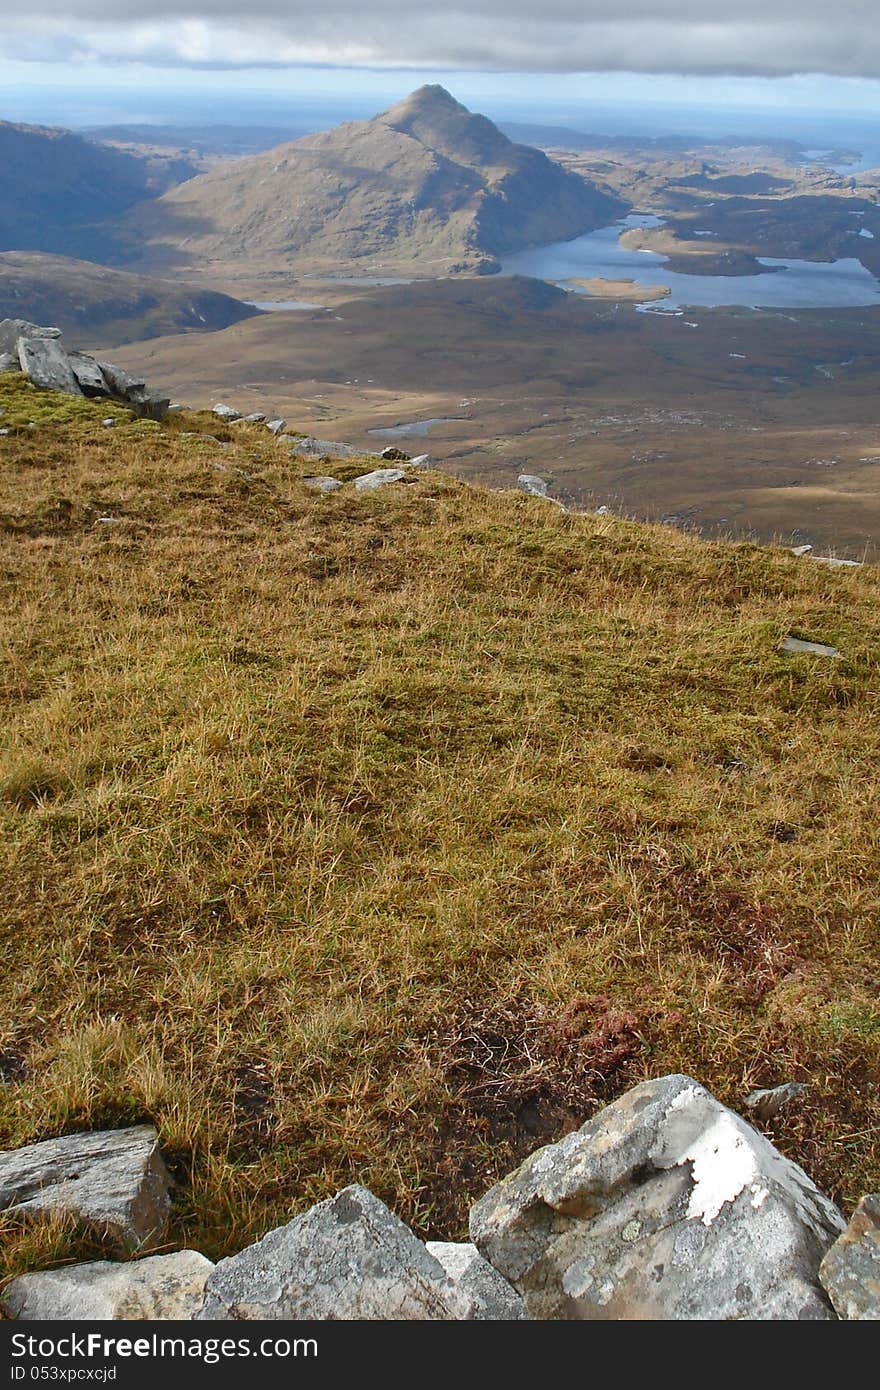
0 252 260 348
0 120 196 261
0 368 878 1277
122 86 626 276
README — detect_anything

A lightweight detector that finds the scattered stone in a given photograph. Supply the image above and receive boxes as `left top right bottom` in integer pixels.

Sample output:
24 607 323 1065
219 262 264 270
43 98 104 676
265 419 287 435
197 1184 459 1320
781 636 840 658
0 1126 172 1252
302 476 343 493
819 1194 880 1320
517 474 550 498
243 413 267 423
354 468 407 491
101 419 117 429
0 428 9 436
595 505 610 516
470 1073 844 1320
0 352 19 373
0 320 61 355
290 435 364 459
212 404 241 421
380 446 411 462
409 454 431 467
810 555 863 569
744 1082 806 1122
425 1242 527 1320
17 338 83 397
1 1250 213 1322
790 544 813 557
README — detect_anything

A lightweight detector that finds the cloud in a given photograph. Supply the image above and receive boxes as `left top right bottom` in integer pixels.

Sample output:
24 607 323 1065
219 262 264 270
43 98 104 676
4 2 880 79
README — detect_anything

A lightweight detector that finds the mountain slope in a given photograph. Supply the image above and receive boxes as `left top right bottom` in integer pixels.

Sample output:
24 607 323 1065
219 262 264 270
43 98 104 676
0 252 260 347
124 86 626 276
0 120 196 260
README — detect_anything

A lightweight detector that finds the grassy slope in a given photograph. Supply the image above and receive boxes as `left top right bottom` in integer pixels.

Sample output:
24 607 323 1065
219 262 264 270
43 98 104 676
1 372 878 1275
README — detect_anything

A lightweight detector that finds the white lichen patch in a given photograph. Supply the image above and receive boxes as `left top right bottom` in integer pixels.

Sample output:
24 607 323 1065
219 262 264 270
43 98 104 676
679 1113 758 1225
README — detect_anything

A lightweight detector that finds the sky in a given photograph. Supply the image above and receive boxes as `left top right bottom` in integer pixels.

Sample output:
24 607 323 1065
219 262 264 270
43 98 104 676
2 1 880 136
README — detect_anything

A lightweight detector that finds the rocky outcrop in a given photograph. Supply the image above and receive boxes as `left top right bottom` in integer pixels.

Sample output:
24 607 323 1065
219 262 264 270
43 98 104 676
819 1194 880 1320
1 1251 213 1321
0 1125 172 1251
353 468 409 491
0 318 169 419
470 1074 844 1320
425 1242 526 1320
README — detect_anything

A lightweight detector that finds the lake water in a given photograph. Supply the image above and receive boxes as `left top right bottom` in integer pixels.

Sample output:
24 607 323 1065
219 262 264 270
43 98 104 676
247 299 326 311
368 417 464 438
499 215 880 312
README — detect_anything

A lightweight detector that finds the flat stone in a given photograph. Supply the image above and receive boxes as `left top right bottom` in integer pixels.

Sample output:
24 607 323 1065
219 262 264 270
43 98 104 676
243 413 267 423
290 435 364 459
354 468 407 491
0 1126 172 1252
790 544 813 557
1 1250 213 1321
17 339 82 397
425 1242 527 1319
302 476 343 492
810 555 863 569
212 404 241 421
819 1194 880 1319
68 353 110 396
0 320 61 355
197 1184 459 1320
781 636 840 658
95 361 146 394
744 1082 806 1122
265 419 287 435
470 1074 844 1320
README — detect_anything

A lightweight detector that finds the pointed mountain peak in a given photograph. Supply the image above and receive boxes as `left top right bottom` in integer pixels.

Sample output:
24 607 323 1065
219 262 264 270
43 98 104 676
382 85 468 125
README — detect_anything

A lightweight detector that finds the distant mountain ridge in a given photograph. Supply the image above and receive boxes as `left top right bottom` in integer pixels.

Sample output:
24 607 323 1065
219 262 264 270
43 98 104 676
123 86 626 276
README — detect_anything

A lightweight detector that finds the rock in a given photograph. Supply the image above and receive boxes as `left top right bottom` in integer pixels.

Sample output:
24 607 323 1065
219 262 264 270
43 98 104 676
354 468 407 491
17 338 83 397
102 418 117 429
212 404 241 421
290 435 364 459
0 352 19 373
790 544 813 557
819 1194 880 1320
0 428 10 436
810 555 863 569
96 362 169 421
1 1250 213 1321
0 1126 172 1252
197 1184 459 1320
243 412 267 423
595 505 610 516
470 1073 844 1321
380 446 411 462
0 320 61 355
302 476 343 493
425 1242 527 1319
744 1082 806 1122
409 454 431 467
517 474 550 498
67 353 109 396
265 419 287 435
781 636 840 658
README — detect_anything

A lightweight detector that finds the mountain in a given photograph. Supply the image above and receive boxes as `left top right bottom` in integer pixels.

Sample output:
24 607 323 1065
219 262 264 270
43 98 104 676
0 252 260 347
123 86 626 276
0 120 197 261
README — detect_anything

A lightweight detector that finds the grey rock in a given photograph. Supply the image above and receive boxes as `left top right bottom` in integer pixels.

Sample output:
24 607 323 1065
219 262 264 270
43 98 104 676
290 435 364 459
212 404 241 421
102 419 117 429
0 1126 172 1251
68 353 109 396
744 1082 806 1122
810 555 863 569
819 1194 880 1320
354 468 407 491
197 1184 459 1320
0 320 61 355
781 636 840 658
243 412 267 423
595 505 610 516
302 476 343 493
790 544 813 557
517 474 550 498
2 1250 213 1321
265 419 287 435
0 352 19 373
0 428 10 436
409 454 431 467
96 362 169 421
425 1242 527 1320
17 338 82 397
94 361 145 394
470 1074 844 1321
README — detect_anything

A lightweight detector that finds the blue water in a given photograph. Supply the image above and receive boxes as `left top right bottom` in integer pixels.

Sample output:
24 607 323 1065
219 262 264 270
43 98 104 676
499 215 880 311
247 299 326 311
368 417 464 438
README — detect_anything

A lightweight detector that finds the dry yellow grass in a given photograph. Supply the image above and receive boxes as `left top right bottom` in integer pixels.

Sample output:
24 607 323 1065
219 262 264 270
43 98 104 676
1 372 878 1276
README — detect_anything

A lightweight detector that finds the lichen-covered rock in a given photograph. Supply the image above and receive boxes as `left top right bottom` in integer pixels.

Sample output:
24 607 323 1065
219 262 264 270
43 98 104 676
197 1184 459 1320
17 338 83 396
1 1251 213 1321
517 474 550 498
68 353 110 396
0 352 19 373
819 1194 880 1319
0 1126 172 1251
212 404 241 421
354 468 407 491
0 320 61 355
470 1074 844 1320
425 1242 527 1319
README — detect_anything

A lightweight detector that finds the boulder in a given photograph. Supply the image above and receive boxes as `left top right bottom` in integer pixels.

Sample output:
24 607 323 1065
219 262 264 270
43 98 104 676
1 1250 213 1321
790 543 813 557
354 468 407 491
291 435 364 459
243 413 267 423
744 1082 806 1122
265 419 287 435
380 446 411 462
96 361 169 421
17 338 82 397
425 1242 527 1320
819 1194 880 1319
0 352 19 373
0 1126 172 1252
197 1184 459 1320
67 353 110 396
781 636 840 658
409 454 431 467
0 320 61 355
517 474 550 498
302 476 343 493
470 1074 844 1320
212 404 241 421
